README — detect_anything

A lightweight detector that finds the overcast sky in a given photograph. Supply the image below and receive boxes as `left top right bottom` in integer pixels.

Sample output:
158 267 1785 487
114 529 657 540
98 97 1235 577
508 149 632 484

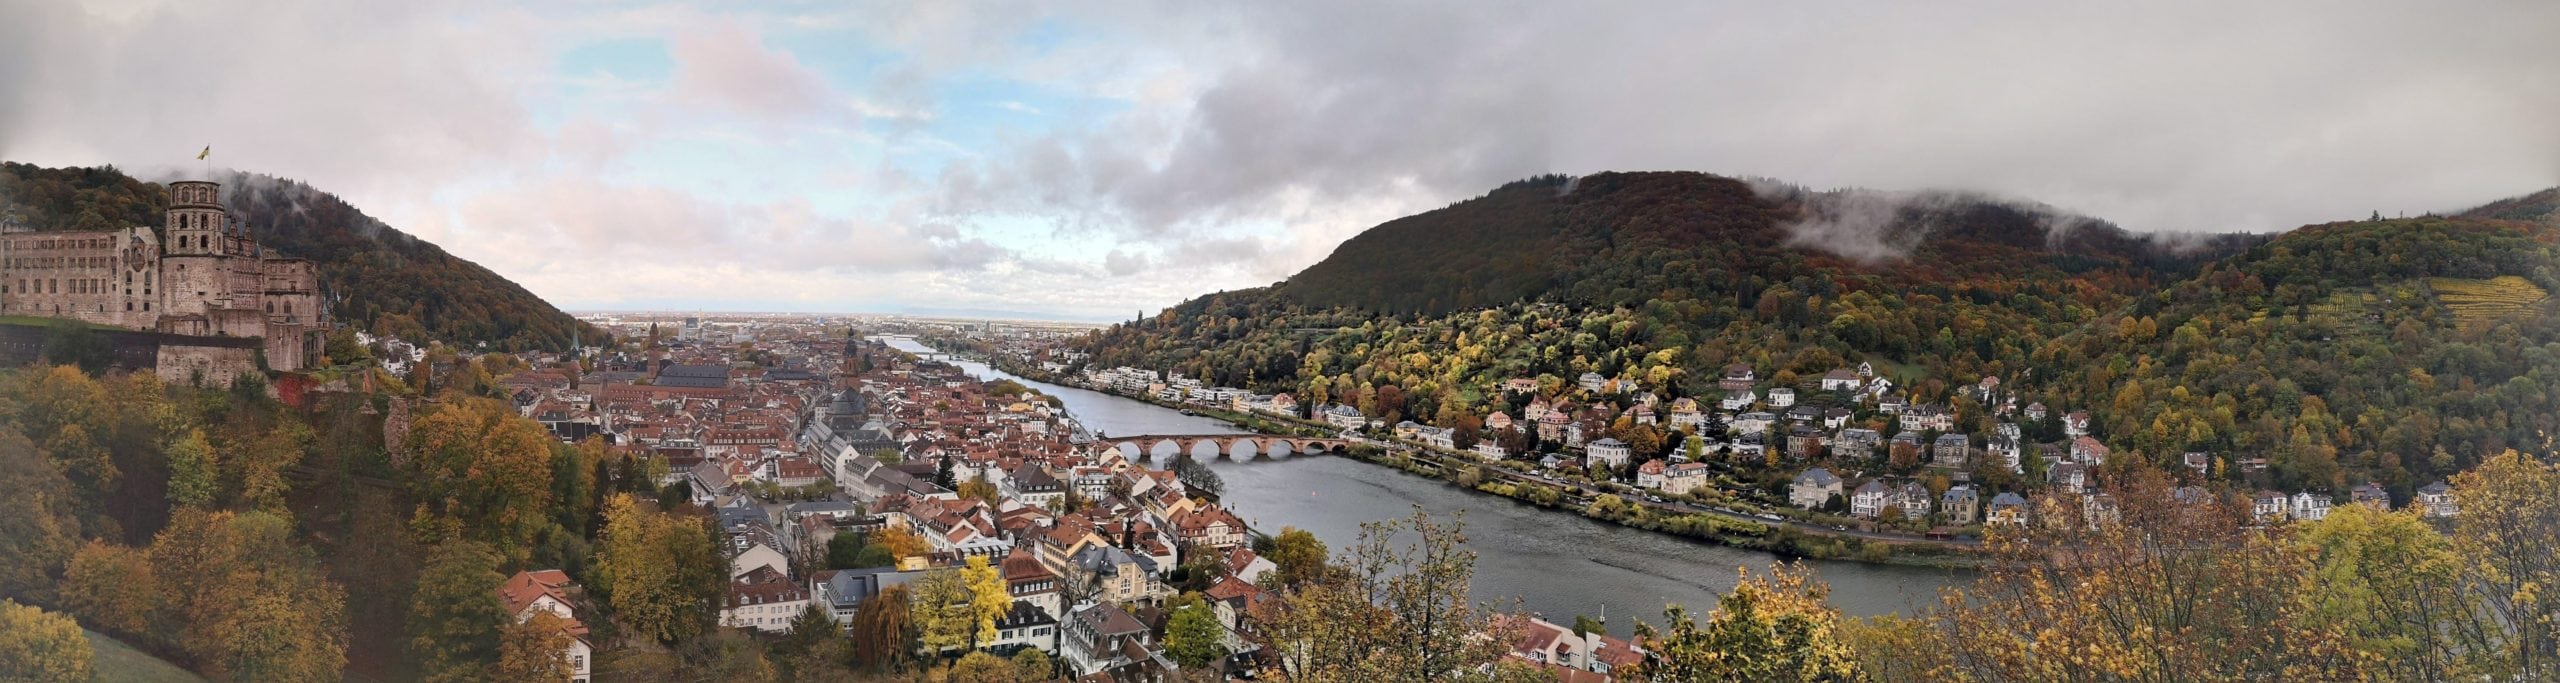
3 1 2554 320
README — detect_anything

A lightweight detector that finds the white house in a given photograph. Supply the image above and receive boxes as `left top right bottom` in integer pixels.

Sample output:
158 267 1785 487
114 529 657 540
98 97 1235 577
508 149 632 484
720 566 812 633
2253 491 2290 523
2417 481 2458 518
2291 492 2332 522
1766 388 1797 408
1585 438 1633 471
1850 480 1890 519
1790 468 1843 509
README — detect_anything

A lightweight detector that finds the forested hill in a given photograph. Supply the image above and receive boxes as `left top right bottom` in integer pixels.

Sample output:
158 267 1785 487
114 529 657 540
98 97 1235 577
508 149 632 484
1080 171 2256 403
0 162 605 351
1076 171 2560 490
2035 211 2560 490
1268 171 2251 316
2460 186 2560 225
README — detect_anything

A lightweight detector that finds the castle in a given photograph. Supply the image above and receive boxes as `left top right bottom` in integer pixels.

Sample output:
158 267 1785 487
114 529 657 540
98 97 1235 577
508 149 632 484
1 179 322 373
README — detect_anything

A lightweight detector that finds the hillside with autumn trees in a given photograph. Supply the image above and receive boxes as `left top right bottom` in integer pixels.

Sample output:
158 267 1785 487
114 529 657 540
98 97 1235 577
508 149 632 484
0 162 606 352
1075 171 2559 490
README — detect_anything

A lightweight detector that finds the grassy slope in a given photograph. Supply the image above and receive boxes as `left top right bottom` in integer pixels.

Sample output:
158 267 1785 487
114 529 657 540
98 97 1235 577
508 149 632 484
84 629 205 683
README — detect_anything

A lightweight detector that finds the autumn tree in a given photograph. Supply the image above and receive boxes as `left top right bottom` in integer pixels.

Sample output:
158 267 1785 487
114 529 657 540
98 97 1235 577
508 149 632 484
1627 563 1862 682
0 599 92 683
60 540 158 637
1264 526 1328 588
962 555 1013 647
948 650 1031 683
408 540 510 683
0 428 81 602
870 526 931 565
229 417 310 512
164 428 216 510
2297 501 2503 679
2452 450 2560 679
849 584 915 671
403 398 558 561
957 473 1002 505
493 609 576 683
909 565 977 656
149 509 348 682
1903 470 2368 680
593 494 723 643
1250 507 1521 682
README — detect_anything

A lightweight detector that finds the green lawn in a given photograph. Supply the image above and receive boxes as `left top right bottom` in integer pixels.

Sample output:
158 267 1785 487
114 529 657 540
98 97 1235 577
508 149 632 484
83 629 203 683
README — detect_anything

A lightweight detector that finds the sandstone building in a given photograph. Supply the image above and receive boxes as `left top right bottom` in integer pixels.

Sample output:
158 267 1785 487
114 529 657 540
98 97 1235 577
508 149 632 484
1 179 322 372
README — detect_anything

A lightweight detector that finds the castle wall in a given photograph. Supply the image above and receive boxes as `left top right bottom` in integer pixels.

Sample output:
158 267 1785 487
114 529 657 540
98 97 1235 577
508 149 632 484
156 343 260 388
0 321 265 387
162 254 229 316
261 322 313 372
261 258 320 324
0 228 163 328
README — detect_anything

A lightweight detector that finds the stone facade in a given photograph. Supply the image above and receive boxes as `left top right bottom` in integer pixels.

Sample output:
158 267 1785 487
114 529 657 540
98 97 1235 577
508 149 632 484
0 180 321 370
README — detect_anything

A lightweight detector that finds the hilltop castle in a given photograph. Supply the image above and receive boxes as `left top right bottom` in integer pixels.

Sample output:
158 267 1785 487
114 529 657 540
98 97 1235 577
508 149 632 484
1 179 322 372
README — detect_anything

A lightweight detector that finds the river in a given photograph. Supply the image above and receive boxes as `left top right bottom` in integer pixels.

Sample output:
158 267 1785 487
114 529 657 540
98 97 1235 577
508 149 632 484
876 336 1962 624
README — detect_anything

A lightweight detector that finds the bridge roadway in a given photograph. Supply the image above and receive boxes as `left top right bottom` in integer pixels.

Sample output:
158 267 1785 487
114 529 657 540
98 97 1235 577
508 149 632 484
1096 433 1351 459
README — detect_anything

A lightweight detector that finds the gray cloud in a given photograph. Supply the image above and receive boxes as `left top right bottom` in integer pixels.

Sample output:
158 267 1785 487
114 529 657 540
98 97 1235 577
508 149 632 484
7 0 2556 319
935 0 2560 244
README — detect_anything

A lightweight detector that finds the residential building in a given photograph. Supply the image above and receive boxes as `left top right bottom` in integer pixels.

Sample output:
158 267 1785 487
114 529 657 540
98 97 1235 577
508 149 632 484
1791 468 1843 509
2291 492 2332 522
2417 481 2458 518
2070 436 2110 465
1585 438 1633 471
1941 485 1980 524
1851 480 1890 519
720 566 811 633
1987 492 2028 526
1932 433 1970 468
1062 602 1173 680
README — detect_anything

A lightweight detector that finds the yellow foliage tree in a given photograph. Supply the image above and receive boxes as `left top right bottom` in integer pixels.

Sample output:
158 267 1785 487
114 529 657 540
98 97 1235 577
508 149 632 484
0 599 92 683
962 555 1013 646
1627 563 1862 682
493 610 577 683
61 540 158 637
402 399 557 561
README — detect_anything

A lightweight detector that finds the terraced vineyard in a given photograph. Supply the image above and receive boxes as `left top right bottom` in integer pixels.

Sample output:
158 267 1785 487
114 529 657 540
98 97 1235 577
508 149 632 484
2429 275 2550 326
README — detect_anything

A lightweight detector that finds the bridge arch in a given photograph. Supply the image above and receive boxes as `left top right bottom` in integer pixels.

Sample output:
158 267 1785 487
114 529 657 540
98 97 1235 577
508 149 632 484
1098 433 1349 461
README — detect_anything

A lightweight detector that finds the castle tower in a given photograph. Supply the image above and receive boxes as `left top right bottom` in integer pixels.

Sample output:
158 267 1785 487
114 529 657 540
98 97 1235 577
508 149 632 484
165 180 226 257
161 180 233 318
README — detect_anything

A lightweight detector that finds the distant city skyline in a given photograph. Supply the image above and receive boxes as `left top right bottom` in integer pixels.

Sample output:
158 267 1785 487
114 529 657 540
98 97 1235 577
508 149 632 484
4 1 2554 318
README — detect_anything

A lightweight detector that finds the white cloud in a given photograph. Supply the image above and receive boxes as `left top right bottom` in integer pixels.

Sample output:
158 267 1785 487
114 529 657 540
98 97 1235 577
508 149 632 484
4 0 2555 321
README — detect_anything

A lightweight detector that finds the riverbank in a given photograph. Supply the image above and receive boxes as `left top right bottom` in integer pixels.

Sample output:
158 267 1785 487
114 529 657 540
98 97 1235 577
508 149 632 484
918 338 1982 569
878 334 1965 616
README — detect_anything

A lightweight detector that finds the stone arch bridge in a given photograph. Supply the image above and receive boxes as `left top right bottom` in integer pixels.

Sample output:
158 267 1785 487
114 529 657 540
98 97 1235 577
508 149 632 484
1097 434 1350 459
